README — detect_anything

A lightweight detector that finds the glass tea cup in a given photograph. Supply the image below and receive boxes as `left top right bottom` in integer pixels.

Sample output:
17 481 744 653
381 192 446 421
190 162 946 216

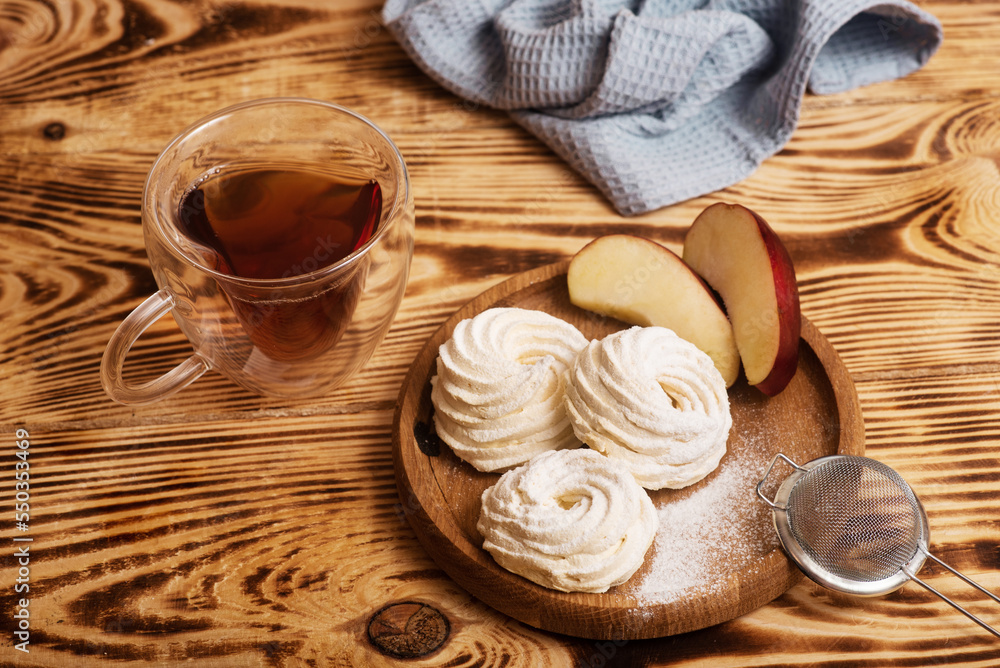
101 98 414 405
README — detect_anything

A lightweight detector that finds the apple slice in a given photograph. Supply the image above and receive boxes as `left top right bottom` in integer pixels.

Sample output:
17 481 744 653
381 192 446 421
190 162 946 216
567 234 740 387
682 203 800 396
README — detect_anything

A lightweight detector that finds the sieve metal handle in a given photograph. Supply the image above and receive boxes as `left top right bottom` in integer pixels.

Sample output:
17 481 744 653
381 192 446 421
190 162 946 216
755 453 807 510
904 549 1000 639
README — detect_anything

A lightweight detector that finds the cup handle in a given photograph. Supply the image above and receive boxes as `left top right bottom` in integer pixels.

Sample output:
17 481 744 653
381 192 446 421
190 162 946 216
101 288 211 405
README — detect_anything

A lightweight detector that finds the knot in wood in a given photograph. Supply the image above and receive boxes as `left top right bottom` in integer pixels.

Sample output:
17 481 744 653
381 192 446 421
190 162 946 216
367 601 450 659
43 122 66 141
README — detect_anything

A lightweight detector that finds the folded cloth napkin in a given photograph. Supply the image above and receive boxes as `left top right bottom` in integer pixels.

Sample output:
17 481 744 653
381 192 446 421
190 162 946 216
382 0 942 215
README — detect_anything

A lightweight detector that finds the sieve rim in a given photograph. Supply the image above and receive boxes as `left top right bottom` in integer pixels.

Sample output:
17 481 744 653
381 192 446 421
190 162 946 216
766 454 930 597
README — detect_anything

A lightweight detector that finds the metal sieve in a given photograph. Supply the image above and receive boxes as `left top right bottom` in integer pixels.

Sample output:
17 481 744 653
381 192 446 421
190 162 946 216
757 453 1000 638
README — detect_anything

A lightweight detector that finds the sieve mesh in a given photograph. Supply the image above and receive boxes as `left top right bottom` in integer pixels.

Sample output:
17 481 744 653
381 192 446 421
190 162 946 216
785 457 923 584
761 453 1000 638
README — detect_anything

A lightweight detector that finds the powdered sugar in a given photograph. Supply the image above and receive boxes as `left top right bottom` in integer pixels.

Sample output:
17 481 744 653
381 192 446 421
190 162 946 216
624 429 780 604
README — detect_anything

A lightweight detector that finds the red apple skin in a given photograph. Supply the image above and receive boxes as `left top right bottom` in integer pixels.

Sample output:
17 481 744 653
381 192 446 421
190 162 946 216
749 209 801 396
683 203 801 396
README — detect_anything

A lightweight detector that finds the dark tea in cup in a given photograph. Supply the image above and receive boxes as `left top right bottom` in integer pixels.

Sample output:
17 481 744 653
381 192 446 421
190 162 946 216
102 98 414 405
176 166 382 361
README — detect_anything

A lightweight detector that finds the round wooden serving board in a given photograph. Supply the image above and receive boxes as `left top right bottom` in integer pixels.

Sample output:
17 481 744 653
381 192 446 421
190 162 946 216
392 261 864 640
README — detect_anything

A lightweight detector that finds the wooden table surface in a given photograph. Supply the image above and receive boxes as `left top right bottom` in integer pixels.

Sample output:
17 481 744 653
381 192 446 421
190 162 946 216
3 0 1000 665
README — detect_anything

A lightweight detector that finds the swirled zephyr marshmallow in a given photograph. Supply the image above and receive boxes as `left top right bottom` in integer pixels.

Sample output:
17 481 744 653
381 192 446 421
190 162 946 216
430 307 589 472
477 448 658 593
565 326 732 490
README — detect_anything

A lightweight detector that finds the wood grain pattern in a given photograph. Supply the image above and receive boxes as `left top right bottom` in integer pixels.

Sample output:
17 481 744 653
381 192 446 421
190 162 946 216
3 0 1000 664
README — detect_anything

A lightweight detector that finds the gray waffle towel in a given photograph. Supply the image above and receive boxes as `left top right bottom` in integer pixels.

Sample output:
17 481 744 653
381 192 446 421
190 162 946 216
382 0 942 215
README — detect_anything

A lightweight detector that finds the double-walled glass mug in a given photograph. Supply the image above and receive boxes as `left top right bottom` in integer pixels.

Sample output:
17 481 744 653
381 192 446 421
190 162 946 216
101 98 414 405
